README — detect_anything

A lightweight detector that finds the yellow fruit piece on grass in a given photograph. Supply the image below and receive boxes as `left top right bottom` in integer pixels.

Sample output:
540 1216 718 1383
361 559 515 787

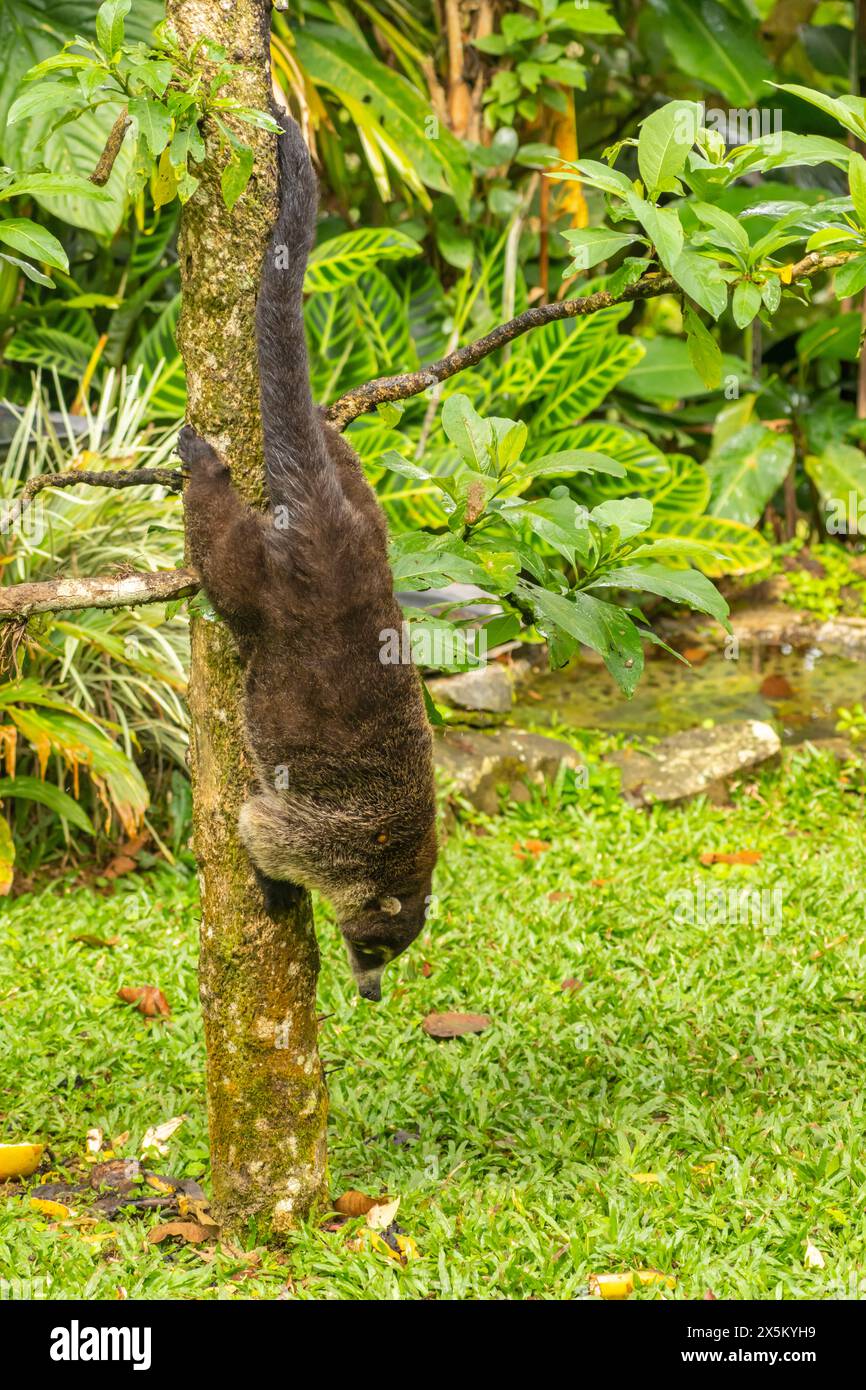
590 1269 676 1299
0 1143 44 1179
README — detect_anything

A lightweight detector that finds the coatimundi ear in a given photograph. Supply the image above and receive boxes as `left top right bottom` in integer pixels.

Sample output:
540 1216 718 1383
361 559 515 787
378 896 402 916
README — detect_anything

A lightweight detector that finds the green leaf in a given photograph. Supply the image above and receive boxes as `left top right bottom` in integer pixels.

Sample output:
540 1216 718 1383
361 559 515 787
0 251 53 287
804 442 866 535
0 776 93 833
5 325 94 377
684 306 722 389
672 248 728 319
96 0 131 57
649 0 774 107
627 193 683 271
731 280 762 330
849 152 866 227
129 96 172 157
834 255 866 299
220 144 254 211
647 513 772 577
589 562 730 628
294 24 472 215
7 82 84 125
691 201 750 259
517 449 626 480
304 227 422 293
637 100 701 196
561 225 641 272
0 172 110 202
554 158 633 199
500 496 592 565
773 83 866 144
441 394 496 472
706 423 794 526
624 337 744 401
518 582 645 694
0 217 67 270
591 496 653 539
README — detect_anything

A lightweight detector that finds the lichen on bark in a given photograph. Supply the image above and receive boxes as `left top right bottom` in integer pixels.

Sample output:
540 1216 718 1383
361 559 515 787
167 0 328 1234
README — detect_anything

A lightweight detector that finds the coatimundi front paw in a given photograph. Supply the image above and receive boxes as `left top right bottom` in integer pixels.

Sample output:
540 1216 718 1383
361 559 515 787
177 424 229 479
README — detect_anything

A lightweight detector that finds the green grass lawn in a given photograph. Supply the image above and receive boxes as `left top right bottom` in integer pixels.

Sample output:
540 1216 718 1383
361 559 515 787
2 740 865 1299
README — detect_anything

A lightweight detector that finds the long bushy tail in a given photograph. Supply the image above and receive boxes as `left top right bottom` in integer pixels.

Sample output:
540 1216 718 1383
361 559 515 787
256 119 330 509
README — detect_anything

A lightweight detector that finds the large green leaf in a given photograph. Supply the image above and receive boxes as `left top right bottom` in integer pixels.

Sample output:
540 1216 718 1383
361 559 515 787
304 228 422 293
623 337 746 401
706 423 794 526
647 513 772 577
647 0 774 107
637 101 701 197
0 775 93 832
805 442 866 535
294 23 472 215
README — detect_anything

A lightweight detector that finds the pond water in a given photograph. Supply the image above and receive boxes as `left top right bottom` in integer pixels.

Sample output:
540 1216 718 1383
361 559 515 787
512 643 866 744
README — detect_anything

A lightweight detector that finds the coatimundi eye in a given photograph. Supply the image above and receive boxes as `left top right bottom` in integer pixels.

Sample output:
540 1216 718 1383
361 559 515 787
378 896 401 916
375 831 390 844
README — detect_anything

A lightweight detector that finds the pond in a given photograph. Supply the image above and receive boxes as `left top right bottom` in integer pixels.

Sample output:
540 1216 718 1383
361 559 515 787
512 643 866 744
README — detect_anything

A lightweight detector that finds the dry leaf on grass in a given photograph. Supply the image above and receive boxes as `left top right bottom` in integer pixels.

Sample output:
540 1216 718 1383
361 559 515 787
366 1197 400 1231
334 1190 377 1217
71 933 120 948
148 1221 214 1245
590 1269 676 1299
422 1011 491 1039
804 1240 826 1269
699 849 762 866
30 1197 72 1220
512 839 551 860
140 1116 185 1158
561 978 583 992
117 985 171 1019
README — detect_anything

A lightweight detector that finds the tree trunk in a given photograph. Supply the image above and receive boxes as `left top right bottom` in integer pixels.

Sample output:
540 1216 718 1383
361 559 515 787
167 0 328 1235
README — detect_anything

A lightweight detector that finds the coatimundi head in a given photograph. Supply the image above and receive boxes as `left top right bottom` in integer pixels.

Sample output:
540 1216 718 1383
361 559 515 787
337 826 437 1001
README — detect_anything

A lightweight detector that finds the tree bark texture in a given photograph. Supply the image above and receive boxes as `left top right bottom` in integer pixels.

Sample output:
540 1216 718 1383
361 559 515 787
167 0 328 1235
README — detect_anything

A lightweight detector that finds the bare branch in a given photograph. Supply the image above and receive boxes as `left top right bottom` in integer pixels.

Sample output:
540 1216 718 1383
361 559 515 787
90 109 132 187
1 466 184 535
0 567 199 621
326 250 853 429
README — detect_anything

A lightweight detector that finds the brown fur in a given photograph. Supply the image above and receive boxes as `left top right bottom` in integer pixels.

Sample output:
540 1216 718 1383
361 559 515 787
180 121 436 1000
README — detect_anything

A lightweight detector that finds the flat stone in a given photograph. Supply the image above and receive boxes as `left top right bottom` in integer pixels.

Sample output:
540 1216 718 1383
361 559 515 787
605 720 781 806
435 727 583 816
428 664 514 714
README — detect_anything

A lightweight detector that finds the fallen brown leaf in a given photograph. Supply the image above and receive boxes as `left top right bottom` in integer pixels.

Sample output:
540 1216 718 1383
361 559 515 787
71 933 120 948
760 673 794 699
148 1221 213 1245
700 849 762 866
513 839 551 860
117 985 171 1019
548 890 573 903
561 978 583 992
422 1011 491 1039
334 1189 377 1217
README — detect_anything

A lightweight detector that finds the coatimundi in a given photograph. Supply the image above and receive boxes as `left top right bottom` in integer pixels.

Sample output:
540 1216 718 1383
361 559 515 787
179 118 437 1002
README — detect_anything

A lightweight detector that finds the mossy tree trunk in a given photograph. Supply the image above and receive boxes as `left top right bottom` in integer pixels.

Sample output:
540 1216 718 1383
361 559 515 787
167 0 328 1235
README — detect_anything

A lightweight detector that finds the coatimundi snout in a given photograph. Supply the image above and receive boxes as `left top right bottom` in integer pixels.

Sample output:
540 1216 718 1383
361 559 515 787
180 119 437 1001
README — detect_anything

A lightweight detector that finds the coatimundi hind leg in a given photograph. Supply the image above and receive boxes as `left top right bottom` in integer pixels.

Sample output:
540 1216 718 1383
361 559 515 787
179 424 269 625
